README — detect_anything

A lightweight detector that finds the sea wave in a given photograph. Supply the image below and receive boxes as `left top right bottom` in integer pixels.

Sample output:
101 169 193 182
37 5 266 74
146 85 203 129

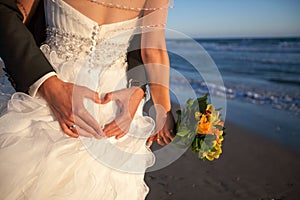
170 77 300 114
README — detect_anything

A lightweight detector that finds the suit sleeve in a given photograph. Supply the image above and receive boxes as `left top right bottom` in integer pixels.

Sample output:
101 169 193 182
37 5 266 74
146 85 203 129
0 0 54 93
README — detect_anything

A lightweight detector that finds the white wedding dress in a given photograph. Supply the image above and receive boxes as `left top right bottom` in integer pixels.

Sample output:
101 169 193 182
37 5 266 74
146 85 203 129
0 0 156 199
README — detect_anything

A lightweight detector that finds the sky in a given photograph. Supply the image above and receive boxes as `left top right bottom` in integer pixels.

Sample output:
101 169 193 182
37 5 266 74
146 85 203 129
166 0 300 38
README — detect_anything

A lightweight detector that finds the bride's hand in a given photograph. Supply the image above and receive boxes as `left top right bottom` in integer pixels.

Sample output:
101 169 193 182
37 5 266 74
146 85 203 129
101 87 145 139
147 111 175 147
38 76 103 138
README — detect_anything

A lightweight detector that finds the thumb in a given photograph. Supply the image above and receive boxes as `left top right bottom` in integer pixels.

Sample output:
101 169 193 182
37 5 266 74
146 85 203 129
83 87 102 104
146 137 154 147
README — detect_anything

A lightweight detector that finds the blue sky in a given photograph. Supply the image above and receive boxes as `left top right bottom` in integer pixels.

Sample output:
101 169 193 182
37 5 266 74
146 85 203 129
166 0 300 38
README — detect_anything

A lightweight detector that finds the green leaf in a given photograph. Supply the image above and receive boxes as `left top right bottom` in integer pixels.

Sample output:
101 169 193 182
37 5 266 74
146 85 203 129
197 94 208 113
176 129 190 137
186 98 193 111
200 142 210 151
175 115 181 133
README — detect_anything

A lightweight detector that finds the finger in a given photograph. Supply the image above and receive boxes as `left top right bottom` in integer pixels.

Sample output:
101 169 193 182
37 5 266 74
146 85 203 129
51 107 79 138
65 115 103 139
115 131 127 140
113 118 130 139
76 108 103 135
103 121 119 137
73 114 100 137
156 133 166 146
103 120 128 138
160 129 172 144
146 136 155 147
161 133 171 144
156 139 165 146
166 129 175 140
80 86 102 104
103 110 129 137
76 126 102 138
60 121 79 138
162 130 174 144
99 92 113 104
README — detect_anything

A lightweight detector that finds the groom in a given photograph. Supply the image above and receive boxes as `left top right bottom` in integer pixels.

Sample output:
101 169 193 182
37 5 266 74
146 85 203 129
0 0 147 138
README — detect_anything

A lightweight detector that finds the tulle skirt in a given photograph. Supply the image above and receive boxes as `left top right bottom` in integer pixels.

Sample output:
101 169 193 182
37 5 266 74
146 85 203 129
0 51 155 200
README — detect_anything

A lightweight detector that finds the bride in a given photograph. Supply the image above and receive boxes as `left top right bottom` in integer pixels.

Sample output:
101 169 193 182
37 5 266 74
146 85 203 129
0 0 175 199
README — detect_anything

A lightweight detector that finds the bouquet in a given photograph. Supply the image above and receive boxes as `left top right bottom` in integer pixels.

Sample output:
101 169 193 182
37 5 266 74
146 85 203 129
172 95 225 161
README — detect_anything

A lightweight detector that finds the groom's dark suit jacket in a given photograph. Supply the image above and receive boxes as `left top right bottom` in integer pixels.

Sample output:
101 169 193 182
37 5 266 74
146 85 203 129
0 0 145 93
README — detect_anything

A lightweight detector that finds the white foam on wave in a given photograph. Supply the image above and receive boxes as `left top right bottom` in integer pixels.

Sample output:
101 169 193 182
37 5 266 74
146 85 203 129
170 76 300 115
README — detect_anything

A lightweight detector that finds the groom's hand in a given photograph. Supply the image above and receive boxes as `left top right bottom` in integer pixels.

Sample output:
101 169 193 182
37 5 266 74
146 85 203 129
38 76 103 138
101 87 145 139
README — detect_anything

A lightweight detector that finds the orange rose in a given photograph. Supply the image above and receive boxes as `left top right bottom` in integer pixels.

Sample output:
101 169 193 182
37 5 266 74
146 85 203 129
197 115 212 134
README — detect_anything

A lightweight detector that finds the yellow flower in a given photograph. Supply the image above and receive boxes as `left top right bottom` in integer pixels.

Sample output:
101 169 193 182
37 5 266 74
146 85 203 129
204 143 222 161
213 127 224 141
206 104 214 113
205 154 215 161
195 111 201 120
213 143 222 154
216 135 224 144
204 151 220 161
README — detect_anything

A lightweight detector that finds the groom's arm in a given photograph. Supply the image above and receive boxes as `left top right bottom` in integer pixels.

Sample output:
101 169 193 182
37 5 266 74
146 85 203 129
0 0 54 93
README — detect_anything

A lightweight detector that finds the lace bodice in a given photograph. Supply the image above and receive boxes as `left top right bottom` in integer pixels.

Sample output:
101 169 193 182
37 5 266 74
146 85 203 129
41 0 140 66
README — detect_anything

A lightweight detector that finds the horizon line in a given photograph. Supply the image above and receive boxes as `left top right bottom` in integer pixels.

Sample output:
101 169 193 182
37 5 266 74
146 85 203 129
166 35 300 40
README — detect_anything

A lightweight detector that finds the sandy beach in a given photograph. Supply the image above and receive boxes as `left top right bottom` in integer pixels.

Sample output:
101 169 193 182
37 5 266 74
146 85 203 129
145 121 300 200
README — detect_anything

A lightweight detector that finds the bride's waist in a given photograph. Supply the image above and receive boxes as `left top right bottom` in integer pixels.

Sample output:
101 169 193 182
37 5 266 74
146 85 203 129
43 27 130 62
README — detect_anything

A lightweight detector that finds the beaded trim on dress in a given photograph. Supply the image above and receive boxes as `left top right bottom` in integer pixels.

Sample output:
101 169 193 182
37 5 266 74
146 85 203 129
88 0 174 11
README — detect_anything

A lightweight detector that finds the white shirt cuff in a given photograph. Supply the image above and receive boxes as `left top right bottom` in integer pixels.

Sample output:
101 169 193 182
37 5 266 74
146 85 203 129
28 72 57 97
145 84 151 102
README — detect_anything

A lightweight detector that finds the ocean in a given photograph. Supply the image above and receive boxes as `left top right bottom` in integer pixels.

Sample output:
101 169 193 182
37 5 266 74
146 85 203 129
167 37 300 115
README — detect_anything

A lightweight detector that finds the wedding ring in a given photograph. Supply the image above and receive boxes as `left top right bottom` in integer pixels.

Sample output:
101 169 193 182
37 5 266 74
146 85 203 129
69 124 76 130
157 137 162 142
